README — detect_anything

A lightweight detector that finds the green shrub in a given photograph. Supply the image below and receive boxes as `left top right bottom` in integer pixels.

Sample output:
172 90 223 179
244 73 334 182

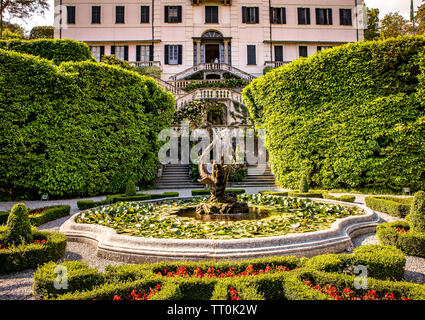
299 176 309 193
0 229 66 274
407 191 425 233
4 203 33 245
150 192 179 199
0 49 175 199
125 180 137 197
0 39 94 64
352 245 406 281
0 205 70 227
283 269 425 300
365 196 412 218
259 191 289 196
243 36 425 192
377 221 425 258
33 261 104 299
191 189 246 196
288 192 323 199
323 193 356 203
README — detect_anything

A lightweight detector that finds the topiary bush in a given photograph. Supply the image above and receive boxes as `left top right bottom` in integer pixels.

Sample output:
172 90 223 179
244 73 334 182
299 175 309 193
407 191 425 233
125 180 137 197
4 203 33 245
0 49 175 199
243 36 425 192
0 39 94 64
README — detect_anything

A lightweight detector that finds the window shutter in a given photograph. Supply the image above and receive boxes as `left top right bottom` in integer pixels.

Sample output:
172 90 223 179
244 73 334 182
164 6 169 22
178 6 182 23
164 45 169 64
306 8 311 24
242 7 247 23
111 46 115 55
297 8 303 24
141 6 149 23
247 45 256 65
339 9 344 25
177 45 182 64
269 8 273 24
316 8 320 24
274 46 283 62
149 45 154 61
328 9 333 25
124 46 128 61
136 45 141 61
255 7 259 23
282 8 286 24
100 46 105 60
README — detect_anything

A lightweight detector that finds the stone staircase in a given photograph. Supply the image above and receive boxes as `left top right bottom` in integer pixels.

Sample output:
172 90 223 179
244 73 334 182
169 63 256 81
155 164 204 189
229 164 277 188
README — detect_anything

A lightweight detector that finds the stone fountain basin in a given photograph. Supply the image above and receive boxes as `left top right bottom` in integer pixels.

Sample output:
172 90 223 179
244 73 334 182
60 197 381 263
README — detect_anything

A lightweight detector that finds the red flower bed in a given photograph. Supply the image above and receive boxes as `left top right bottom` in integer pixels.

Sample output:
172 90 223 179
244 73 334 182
228 287 241 300
112 285 161 300
303 281 412 300
396 227 407 234
0 239 47 250
156 264 292 279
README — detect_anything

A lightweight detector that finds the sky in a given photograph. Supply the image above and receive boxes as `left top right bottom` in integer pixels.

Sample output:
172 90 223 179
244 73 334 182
8 0 423 33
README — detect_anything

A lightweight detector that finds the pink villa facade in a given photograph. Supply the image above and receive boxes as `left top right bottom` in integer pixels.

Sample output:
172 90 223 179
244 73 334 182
54 0 365 81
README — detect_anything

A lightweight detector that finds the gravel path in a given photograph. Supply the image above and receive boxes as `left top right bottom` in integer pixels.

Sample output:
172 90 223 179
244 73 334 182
0 190 424 300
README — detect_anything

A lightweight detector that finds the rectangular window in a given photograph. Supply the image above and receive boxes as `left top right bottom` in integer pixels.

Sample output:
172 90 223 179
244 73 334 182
297 8 311 25
270 7 286 24
228 42 232 66
111 46 128 60
116 6 125 23
316 8 333 25
90 46 104 62
340 9 352 25
165 45 182 65
66 6 75 24
205 6 218 23
242 7 259 24
91 6 101 24
136 45 151 62
274 46 283 62
140 6 150 23
317 46 333 51
247 45 256 65
165 6 182 23
193 42 197 66
299 46 308 58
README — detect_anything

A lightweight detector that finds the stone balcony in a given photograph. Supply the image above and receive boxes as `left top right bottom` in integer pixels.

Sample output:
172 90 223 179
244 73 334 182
192 0 231 5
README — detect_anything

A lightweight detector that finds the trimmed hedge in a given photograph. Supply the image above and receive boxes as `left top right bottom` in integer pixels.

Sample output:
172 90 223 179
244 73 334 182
32 245 416 300
283 269 425 300
322 193 356 203
0 205 70 226
288 192 323 199
365 196 412 218
377 221 425 258
243 36 425 192
0 49 175 199
0 228 67 274
77 192 180 210
0 39 94 64
191 189 246 196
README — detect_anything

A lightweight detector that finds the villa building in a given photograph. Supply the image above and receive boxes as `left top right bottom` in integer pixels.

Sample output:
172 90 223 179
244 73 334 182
54 0 365 81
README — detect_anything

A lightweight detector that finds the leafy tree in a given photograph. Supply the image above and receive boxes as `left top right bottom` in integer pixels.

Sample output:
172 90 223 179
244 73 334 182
29 25 53 39
364 8 380 40
0 0 49 39
380 12 412 39
1 28 22 39
416 1 425 35
1 20 23 34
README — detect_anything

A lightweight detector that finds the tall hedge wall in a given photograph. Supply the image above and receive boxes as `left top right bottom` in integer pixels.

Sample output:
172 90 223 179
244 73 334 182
0 49 175 198
0 39 94 65
243 36 425 191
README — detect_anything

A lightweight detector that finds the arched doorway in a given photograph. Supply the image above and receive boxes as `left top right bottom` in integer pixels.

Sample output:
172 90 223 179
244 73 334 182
201 30 224 64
